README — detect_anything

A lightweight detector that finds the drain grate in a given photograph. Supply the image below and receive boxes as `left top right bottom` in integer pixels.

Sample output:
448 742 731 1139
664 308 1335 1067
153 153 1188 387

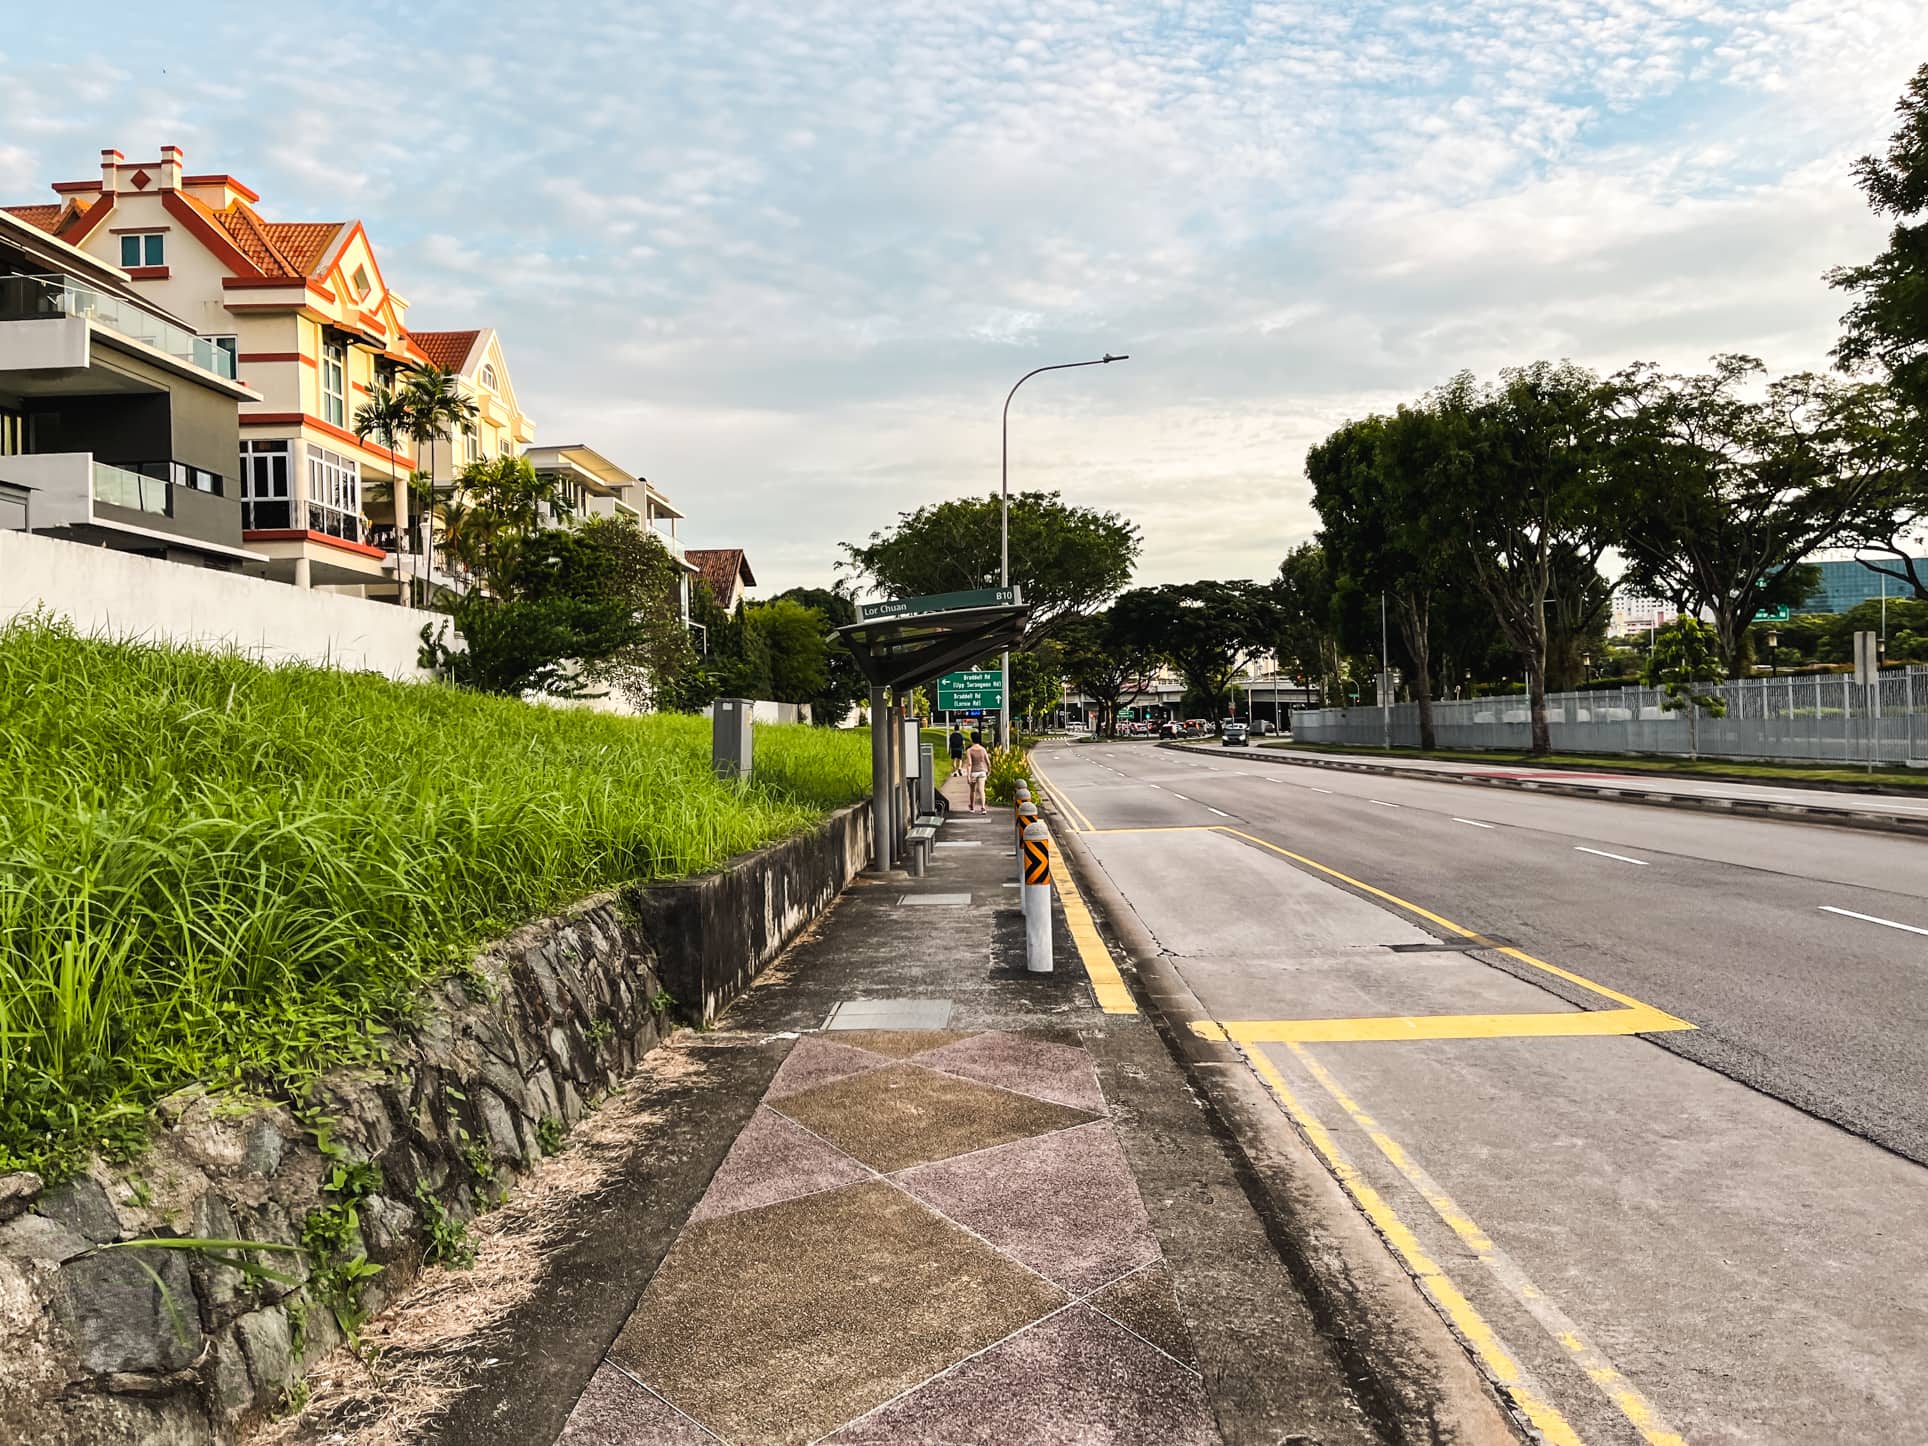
1384 937 1511 954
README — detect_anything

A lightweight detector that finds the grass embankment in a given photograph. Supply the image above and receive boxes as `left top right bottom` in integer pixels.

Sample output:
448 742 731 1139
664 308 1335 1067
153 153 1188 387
1262 739 1928 793
0 620 871 1180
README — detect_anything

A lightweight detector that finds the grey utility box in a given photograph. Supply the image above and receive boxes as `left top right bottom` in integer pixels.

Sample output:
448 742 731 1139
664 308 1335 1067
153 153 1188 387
713 698 754 781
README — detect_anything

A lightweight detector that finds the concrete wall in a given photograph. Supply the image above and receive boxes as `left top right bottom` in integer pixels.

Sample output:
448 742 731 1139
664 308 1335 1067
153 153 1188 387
0 530 438 678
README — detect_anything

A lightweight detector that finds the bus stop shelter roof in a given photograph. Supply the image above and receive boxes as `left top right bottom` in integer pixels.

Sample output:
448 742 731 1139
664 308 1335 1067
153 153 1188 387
836 589 1031 693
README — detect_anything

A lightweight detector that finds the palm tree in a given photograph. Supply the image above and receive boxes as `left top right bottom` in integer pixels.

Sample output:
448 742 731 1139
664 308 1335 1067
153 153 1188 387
399 367 479 606
353 381 421 603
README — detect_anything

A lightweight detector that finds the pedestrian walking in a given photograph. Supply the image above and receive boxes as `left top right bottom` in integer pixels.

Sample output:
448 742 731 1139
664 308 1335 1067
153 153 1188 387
965 731 991 813
948 724 967 779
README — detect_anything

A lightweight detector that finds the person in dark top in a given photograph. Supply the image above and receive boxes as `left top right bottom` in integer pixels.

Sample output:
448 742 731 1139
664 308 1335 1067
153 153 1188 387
948 725 967 777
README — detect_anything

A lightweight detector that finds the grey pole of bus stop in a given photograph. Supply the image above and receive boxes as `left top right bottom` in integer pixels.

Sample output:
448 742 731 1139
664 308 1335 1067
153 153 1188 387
999 353 1128 747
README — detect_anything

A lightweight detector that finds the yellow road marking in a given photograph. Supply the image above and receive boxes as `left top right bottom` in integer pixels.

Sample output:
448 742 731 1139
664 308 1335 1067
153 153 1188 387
1030 754 1098 833
1223 1005 1690 1045
1241 1046 1585 1446
1289 1044 1687 1446
1046 840 1137 1015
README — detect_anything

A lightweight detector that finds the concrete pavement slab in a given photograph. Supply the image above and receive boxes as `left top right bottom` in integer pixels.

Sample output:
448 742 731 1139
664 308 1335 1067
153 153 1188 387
895 1121 1161 1293
763 1033 893 1099
686 1106 870 1223
914 1029 1109 1113
771 1061 1097 1173
821 1307 1218 1446
1088 1262 1196 1367
610 1179 1068 1445
554 1362 717 1444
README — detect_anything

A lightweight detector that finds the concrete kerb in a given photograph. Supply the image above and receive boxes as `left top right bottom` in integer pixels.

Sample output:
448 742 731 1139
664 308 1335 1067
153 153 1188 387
1163 742 1928 842
1045 809 1523 1446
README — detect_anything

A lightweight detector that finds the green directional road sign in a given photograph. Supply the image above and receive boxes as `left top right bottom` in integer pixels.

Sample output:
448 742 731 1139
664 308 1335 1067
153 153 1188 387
936 670 1005 710
1753 605 1791 623
856 586 1021 622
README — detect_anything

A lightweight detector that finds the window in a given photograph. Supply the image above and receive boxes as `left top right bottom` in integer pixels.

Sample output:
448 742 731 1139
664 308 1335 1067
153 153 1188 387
209 336 238 371
321 341 346 428
352 265 370 299
498 437 510 458
480 364 497 391
465 427 479 463
305 443 361 540
0 407 27 457
239 440 291 530
119 233 165 268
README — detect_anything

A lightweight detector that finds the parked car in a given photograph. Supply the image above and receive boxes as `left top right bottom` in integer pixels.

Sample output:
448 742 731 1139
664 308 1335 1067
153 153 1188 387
1250 718 1274 736
1221 720 1249 746
1159 721 1177 738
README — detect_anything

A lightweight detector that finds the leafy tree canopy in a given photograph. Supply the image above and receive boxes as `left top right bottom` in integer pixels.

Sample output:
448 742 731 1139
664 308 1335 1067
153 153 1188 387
841 490 1139 643
1111 580 1283 716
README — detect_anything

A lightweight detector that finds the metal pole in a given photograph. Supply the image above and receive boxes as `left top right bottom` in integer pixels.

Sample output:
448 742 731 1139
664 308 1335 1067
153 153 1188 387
868 686 890 873
1000 354 1128 747
1380 591 1391 751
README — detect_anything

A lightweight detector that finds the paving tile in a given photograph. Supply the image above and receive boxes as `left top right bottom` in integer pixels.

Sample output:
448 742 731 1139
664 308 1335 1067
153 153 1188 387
688 1106 871 1223
766 1035 895 1100
894 893 973 906
1087 1261 1197 1366
917 1031 1109 1113
555 1361 716 1444
773 1063 1097 1173
823 1306 1218 1444
897 1122 1160 1292
611 1180 1066 1446
815 1028 978 1059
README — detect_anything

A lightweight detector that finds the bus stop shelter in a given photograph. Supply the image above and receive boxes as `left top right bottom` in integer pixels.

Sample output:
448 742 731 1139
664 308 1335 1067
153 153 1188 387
836 587 1030 872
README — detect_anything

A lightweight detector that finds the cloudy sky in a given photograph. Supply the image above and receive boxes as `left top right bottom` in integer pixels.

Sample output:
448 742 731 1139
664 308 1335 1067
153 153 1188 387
4 3 1924 592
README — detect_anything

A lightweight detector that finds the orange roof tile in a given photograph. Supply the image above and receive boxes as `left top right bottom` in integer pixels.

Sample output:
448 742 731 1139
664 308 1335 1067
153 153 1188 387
686 549 757 607
3 204 63 234
261 222 342 277
408 329 480 372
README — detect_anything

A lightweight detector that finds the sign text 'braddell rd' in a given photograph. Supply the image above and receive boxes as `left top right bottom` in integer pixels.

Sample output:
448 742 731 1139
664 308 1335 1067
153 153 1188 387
937 671 1004 710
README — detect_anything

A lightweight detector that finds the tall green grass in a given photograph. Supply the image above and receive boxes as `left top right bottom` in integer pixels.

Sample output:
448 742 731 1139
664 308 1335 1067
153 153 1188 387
0 619 870 1179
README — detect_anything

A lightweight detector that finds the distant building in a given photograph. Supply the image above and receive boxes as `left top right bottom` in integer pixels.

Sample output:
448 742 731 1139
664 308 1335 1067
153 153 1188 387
1610 589 1676 635
522 443 698 618
1794 558 1926 615
687 548 756 612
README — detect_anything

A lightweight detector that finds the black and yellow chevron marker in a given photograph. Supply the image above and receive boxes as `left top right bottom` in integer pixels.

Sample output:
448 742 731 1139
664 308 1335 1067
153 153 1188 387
1023 832 1052 886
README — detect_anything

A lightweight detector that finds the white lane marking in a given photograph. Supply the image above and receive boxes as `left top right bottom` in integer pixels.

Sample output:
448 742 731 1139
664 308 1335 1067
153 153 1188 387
1575 846 1649 867
1310 787 1333 794
1820 905 1928 937
1169 792 1192 801
1453 818 1496 829
1207 807 1232 818
1368 800 1401 809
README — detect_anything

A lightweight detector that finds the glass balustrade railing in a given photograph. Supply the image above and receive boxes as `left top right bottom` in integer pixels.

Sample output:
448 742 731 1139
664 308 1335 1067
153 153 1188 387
92 461 172 516
0 273 237 381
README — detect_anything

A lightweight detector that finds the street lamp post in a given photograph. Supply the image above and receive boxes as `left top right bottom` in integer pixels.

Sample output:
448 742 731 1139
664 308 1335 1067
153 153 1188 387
1000 353 1129 747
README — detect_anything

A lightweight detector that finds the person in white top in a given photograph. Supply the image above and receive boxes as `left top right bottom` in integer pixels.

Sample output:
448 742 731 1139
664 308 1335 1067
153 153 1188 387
964 732 991 813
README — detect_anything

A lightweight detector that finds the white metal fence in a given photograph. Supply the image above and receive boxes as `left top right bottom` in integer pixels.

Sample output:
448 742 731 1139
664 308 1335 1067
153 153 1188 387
1291 670 1928 766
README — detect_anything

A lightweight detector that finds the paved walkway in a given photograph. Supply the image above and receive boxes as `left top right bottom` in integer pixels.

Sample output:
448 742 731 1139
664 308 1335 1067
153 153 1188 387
549 782 1229 1445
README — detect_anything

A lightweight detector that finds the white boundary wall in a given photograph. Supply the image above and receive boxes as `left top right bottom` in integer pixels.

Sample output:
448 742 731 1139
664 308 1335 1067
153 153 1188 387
1 531 438 679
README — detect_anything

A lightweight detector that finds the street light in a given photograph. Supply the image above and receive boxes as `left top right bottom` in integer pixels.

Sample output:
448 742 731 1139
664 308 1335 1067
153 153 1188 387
1766 628 1779 678
1000 353 1130 746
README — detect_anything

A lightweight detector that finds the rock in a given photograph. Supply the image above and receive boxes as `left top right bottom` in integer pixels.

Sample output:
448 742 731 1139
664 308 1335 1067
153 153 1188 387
170 1098 251 1177
0 1213 88 1264
36 1176 121 1245
154 1086 207 1128
235 1304 292 1396
0 1173 42 1223
205 1323 256 1419
359 1196 417 1264
54 1243 202 1375
241 1116 285 1178
476 1091 525 1166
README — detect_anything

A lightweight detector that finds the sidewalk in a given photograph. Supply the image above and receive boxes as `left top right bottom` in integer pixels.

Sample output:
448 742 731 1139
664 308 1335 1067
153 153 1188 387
537 775 1379 1446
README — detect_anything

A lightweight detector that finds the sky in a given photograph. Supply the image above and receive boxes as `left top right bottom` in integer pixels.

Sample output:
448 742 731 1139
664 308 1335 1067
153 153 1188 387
4 2 1925 594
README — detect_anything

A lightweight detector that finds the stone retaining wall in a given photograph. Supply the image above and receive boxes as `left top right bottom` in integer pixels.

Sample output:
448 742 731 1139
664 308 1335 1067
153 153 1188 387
0 802 869 1444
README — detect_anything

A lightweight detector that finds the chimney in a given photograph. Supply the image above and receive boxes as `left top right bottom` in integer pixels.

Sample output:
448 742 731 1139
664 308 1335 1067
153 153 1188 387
158 144 184 190
100 148 124 194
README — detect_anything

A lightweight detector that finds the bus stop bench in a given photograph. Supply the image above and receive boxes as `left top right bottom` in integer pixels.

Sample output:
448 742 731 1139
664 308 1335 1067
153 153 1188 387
906 823 939 877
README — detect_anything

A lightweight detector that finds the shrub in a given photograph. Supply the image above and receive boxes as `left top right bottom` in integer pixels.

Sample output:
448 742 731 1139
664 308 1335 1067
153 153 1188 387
986 745 1033 806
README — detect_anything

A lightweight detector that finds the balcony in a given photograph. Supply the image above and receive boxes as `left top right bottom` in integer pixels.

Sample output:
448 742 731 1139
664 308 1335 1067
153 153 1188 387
92 460 173 516
0 450 256 562
0 272 236 382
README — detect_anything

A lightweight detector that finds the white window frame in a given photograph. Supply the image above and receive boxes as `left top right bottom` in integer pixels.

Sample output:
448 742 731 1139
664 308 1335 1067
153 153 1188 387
320 341 346 428
304 442 361 539
481 364 497 390
119 232 165 268
239 439 291 530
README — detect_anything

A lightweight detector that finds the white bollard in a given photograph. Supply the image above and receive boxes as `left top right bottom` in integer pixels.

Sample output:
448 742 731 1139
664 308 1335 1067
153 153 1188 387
1022 821 1053 973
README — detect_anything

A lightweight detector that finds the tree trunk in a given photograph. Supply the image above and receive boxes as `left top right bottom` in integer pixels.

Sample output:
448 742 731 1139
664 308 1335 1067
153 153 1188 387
1528 655 1551 755
1394 591 1436 751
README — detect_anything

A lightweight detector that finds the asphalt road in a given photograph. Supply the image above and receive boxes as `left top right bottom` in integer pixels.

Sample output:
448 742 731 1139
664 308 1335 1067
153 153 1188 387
1036 740 1928 1446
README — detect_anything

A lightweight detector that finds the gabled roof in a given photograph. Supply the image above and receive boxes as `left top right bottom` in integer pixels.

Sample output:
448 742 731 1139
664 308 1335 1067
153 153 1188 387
687 548 757 607
409 329 481 372
264 222 343 276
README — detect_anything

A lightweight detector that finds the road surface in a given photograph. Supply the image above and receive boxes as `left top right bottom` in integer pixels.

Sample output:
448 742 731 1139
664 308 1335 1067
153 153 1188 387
1035 739 1928 1446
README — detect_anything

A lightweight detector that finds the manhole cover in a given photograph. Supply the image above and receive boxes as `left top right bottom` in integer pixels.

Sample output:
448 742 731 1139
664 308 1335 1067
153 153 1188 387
897 893 972 907
824 998 955 1030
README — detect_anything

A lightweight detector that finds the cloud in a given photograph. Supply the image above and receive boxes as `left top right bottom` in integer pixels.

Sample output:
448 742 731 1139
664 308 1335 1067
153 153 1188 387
3 2 1927 592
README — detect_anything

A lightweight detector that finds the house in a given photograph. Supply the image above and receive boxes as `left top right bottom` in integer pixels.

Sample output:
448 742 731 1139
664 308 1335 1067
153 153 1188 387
522 443 698 617
4 145 530 600
0 206 261 565
687 548 756 612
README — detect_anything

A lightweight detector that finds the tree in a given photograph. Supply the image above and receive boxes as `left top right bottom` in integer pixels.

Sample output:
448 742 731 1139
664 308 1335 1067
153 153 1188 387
354 382 428 604
1009 642 1067 730
402 366 480 603
749 599 830 707
1273 543 1345 705
1609 356 1894 677
1646 617 1727 758
1308 409 1455 747
439 454 571 596
1420 364 1619 754
1828 63 1928 600
775 586 868 726
841 490 1139 645
1058 610 1158 737
1110 581 1283 718
427 516 693 700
